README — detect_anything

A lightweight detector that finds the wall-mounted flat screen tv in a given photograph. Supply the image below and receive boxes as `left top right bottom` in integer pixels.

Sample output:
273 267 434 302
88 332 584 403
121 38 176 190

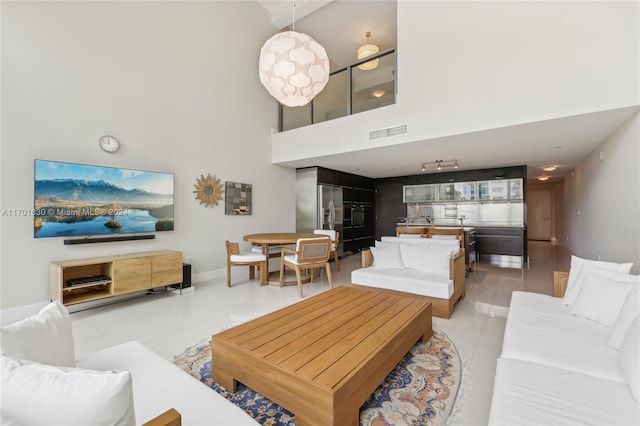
34 159 174 238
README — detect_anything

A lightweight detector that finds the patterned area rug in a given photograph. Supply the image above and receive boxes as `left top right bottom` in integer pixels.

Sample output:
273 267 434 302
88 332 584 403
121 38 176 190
174 327 461 426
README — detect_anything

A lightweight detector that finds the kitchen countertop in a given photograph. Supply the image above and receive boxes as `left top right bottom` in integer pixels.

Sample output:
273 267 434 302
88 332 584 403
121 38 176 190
397 222 525 228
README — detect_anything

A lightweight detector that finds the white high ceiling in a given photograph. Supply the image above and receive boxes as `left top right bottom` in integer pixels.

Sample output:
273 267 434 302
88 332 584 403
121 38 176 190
257 1 637 181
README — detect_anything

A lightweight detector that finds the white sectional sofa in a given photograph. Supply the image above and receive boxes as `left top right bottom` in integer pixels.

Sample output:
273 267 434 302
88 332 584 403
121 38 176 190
489 256 639 425
1 301 258 426
351 236 466 318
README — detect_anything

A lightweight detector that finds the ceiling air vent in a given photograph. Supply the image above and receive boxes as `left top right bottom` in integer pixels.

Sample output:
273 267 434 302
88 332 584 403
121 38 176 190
369 124 408 140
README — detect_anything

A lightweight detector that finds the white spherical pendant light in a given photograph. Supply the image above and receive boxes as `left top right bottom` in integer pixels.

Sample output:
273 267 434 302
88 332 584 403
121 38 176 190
259 31 330 107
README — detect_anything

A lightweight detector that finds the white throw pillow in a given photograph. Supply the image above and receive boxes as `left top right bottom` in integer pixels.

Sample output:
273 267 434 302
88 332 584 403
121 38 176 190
427 243 457 258
400 244 430 269
610 286 640 349
570 272 638 327
618 316 639 402
370 244 404 269
1 355 136 425
418 247 451 277
0 300 75 367
563 258 634 306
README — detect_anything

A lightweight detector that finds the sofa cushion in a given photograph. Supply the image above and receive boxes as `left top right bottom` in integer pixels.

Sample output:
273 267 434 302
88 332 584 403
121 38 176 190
488 357 639 426
0 300 75 367
76 341 258 425
1 355 135 425
370 244 404 269
571 271 638 327
563 256 633 306
619 316 639 402
351 267 453 299
501 291 625 382
610 286 640 349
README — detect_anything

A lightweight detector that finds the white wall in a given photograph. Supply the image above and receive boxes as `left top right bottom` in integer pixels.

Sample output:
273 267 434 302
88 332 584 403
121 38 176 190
0 2 292 309
272 0 639 163
564 111 640 274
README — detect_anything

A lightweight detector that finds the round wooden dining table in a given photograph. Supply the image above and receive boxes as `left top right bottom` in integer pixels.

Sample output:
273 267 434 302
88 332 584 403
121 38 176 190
243 232 321 286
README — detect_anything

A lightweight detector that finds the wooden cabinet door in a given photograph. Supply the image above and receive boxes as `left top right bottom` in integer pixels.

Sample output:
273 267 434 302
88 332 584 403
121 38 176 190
113 257 152 295
151 252 183 286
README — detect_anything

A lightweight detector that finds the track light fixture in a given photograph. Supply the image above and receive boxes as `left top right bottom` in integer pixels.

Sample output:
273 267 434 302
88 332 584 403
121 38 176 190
420 160 459 172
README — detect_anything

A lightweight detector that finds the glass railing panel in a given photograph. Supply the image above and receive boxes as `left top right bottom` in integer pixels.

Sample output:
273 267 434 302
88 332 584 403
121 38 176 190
279 48 396 132
281 104 311 131
312 69 348 124
351 51 396 115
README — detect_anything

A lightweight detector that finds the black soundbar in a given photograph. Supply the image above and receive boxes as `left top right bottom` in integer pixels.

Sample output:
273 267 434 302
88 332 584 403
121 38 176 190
64 234 156 245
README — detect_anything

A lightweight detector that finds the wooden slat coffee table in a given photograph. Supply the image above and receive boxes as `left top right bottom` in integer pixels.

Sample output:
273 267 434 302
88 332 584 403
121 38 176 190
211 286 432 425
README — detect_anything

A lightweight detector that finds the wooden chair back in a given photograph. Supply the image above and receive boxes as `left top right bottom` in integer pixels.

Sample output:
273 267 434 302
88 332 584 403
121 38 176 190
226 241 240 257
280 237 334 298
295 237 331 264
396 226 428 237
225 240 266 287
427 227 464 248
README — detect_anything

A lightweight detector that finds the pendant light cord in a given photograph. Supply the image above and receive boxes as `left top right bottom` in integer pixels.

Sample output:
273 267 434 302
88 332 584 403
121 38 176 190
292 0 295 32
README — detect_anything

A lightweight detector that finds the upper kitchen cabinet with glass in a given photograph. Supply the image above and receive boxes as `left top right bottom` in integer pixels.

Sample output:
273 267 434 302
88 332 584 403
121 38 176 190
438 182 476 201
509 179 523 200
403 184 437 202
478 179 523 201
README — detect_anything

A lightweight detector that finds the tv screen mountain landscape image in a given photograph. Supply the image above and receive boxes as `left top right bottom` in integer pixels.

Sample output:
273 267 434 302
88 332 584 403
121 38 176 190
34 160 174 238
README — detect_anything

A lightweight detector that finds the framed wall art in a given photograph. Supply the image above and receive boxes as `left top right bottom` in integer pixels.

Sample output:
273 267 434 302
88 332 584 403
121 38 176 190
225 182 252 215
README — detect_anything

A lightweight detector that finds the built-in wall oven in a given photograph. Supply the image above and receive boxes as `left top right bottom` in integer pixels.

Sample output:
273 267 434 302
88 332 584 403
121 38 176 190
342 201 375 252
352 204 365 227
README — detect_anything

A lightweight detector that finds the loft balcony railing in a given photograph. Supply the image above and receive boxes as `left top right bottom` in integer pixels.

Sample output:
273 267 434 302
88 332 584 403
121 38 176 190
280 48 397 132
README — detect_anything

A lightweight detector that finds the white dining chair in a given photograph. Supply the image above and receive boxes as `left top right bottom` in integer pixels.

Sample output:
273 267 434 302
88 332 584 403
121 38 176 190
313 229 341 271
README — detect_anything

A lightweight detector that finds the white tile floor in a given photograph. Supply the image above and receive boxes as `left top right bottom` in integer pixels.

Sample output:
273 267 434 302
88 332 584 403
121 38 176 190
71 241 571 426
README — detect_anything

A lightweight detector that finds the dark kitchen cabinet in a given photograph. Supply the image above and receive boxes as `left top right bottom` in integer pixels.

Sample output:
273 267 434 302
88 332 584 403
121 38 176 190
343 187 374 203
316 167 338 185
374 177 406 239
475 227 526 257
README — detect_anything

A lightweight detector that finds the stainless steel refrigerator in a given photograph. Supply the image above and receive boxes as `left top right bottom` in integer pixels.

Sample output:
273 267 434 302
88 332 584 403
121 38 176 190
296 168 344 257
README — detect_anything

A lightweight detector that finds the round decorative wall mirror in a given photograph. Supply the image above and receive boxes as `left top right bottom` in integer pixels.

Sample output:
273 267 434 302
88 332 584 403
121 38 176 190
194 173 224 207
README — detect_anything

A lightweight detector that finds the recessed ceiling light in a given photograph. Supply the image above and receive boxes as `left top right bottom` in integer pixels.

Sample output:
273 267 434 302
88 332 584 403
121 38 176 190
372 90 385 98
537 176 550 181
543 165 557 172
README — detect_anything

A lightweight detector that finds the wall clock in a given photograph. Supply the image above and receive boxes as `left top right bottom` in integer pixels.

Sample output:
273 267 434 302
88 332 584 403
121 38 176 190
194 173 224 208
99 135 120 153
